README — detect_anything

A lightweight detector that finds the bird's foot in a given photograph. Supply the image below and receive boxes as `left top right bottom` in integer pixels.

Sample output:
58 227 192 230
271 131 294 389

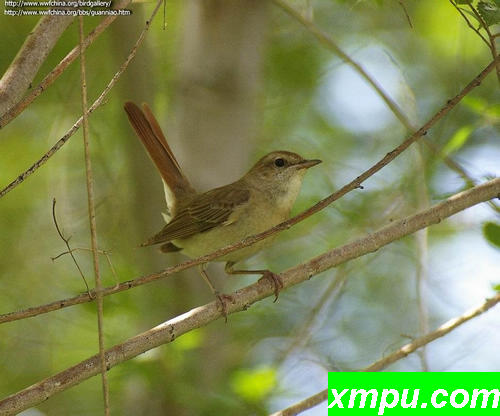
215 292 235 323
258 270 283 302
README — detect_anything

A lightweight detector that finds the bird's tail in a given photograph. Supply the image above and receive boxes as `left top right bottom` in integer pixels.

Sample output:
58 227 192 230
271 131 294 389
124 101 195 214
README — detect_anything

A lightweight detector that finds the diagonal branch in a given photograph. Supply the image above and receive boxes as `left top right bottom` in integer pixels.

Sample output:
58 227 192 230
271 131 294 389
0 0 131 128
0 177 498 414
466 2 500 83
450 0 490 47
271 290 500 415
0 16 74 116
0 56 497 324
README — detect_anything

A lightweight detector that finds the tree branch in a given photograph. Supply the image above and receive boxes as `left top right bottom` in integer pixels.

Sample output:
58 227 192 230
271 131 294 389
0 57 497 323
269 390 328 416
271 291 500 415
0 0 131 128
78 16 109 414
0 178 498 414
0 16 74 116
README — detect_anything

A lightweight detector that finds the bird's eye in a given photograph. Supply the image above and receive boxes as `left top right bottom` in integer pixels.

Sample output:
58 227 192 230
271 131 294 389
274 158 285 167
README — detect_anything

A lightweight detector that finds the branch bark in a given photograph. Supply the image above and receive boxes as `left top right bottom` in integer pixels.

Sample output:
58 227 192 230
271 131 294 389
0 16 74 116
0 178 498 414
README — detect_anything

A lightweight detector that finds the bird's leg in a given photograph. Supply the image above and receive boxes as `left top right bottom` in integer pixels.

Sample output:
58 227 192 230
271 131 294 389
225 262 283 302
198 264 234 322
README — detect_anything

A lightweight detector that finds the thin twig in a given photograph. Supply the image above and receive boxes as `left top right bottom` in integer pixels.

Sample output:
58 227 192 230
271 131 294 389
276 266 348 366
0 0 164 199
449 0 490 47
271 292 500 415
269 390 328 416
1 180 498 414
273 0 499 211
51 247 120 287
0 58 497 324
51 198 91 295
78 16 109 415
0 0 131 128
422 138 500 213
397 0 413 29
466 2 500 83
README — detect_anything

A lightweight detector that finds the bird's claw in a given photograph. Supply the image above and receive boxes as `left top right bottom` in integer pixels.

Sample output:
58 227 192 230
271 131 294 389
215 292 235 323
258 271 283 302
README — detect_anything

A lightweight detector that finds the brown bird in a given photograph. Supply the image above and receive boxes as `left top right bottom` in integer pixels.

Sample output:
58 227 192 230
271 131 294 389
124 101 321 316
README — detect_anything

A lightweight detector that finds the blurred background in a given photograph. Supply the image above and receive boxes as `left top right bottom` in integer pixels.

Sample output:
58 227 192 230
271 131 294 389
1 0 499 414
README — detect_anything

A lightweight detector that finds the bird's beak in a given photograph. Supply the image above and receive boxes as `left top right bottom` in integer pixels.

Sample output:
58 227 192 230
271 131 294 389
295 159 322 169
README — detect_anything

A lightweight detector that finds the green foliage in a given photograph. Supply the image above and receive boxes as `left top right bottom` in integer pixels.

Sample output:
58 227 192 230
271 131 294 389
443 125 474 156
230 367 277 402
483 222 500 248
477 1 500 25
462 96 500 120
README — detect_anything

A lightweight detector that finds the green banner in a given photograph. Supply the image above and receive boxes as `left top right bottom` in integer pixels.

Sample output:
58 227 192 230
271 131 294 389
328 372 500 414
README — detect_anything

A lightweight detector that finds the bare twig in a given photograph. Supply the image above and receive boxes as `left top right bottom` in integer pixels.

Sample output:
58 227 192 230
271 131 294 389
397 0 413 29
276 266 348 366
271 292 500 415
0 0 131 128
52 247 119 287
422 138 500 213
0 59 497 324
78 16 109 414
269 390 328 416
0 16 74 116
1 179 498 414
0 0 164 199
466 3 500 83
450 0 490 46
51 198 91 295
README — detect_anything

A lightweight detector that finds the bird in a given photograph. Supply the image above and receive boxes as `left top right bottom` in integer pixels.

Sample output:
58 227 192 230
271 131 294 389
124 101 321 316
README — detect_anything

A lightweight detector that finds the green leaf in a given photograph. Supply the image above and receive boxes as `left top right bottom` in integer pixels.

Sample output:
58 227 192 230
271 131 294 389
455 0 472 4
477 1 500 26
493 283 500 291
462 96 500 119
483 222 500 248
462 96 487 113
442 125 474 155
231 367 276 402
174 330 204 351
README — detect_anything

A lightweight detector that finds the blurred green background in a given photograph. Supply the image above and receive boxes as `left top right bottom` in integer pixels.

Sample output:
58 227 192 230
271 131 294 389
1 0 499 415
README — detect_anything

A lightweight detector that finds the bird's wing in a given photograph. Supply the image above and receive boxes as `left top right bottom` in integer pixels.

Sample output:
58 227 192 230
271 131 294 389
142 185 250 246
